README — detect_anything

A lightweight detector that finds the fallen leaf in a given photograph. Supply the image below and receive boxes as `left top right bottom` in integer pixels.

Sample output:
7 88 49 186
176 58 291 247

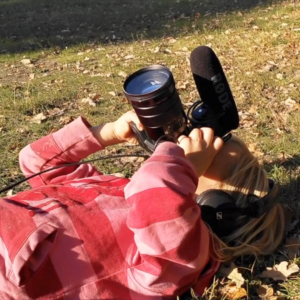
47 107 66 117
247 143 264 157
59 116 75 125
30 113 47 124
88 93 100 101
256 285 279 300
6 189 13 196
220 286 247 300
21 58 32 65
284 98 296 108
118 71 128 78
81 97 96 107
262 63 278 72
124 54 134 60
228 268 245 288
217 263 245 288
141 40 151 46
176 81 189 90
167 38 177 43
259 261 299 281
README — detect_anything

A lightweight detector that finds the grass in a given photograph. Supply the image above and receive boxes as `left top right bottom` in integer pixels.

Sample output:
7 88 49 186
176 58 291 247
1 0 300 298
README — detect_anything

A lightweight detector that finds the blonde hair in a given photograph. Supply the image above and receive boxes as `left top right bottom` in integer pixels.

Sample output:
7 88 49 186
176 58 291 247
210 137 285 262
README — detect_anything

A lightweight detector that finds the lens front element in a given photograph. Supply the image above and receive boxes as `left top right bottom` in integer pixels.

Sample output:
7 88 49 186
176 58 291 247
125 70 168 95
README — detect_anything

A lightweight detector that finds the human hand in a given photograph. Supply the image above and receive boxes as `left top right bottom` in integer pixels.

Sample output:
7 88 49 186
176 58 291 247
90 110 144 147
112 110 144 144
178 128 224 177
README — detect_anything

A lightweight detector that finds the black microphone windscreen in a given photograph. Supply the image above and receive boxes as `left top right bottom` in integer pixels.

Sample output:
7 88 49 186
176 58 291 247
190 46 239 132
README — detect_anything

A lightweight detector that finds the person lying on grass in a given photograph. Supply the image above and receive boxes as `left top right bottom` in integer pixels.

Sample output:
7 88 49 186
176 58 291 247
0 110 284 300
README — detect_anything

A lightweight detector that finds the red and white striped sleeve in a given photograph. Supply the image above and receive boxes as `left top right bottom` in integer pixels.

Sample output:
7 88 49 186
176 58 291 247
124 142 212 297
19 117 104 188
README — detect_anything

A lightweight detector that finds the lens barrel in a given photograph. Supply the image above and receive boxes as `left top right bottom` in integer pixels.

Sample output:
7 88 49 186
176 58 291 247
123 65 187 141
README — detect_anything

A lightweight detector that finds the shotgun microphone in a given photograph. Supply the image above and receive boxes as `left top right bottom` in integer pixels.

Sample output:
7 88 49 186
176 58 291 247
189 46 239 138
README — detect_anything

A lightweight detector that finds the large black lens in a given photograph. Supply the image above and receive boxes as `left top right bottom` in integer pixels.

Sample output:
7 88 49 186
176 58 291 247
123 65 187 141
125 70 168 95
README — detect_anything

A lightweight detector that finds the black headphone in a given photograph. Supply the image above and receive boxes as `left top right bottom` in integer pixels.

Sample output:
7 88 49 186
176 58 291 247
196 179 279 237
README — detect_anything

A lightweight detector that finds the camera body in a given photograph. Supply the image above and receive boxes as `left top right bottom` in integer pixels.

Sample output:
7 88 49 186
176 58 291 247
123 63 239 153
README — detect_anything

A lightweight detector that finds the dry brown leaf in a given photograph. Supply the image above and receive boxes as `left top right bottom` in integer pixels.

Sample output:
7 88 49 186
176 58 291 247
118 71 128 78
164 48 172 54
81 97 96 107
220 286 247 300
30 113 47 124
276 261 299 278
176 81 189 90
124 54 134 60
88 93 100 101
259 261 299 281
247 143 264 157
167 37 177 43
228 268 245 288
284 98 296 108
238 111 255 128
21 58 32 65
256 285 286 300
257 284 273 297
59 116 75 125
6 189 13 196
141 40 151 46
47 107 65 117
256 285 284 300
217 263 245 288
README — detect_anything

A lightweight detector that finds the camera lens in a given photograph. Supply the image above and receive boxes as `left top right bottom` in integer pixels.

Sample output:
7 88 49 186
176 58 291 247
123 65 188 141
125 70 168 95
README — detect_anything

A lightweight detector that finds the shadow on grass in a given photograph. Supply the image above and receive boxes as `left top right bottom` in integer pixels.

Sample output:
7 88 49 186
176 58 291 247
0 0 285 54
263 156 300 206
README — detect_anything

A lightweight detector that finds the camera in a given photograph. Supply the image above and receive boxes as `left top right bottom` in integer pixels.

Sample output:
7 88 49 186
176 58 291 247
123 47 239 153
